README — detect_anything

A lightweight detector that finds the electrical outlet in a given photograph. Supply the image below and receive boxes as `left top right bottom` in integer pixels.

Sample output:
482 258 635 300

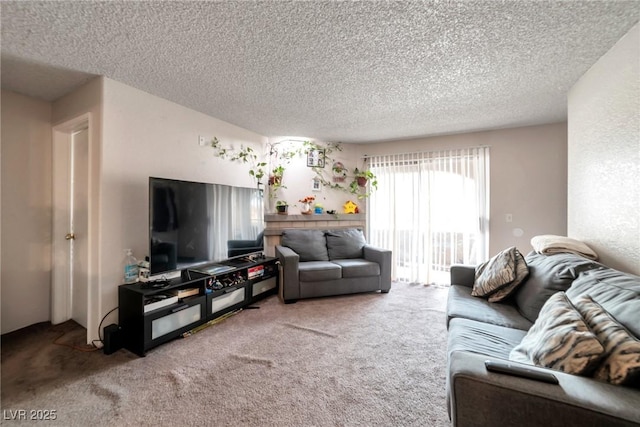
198 135 207 146
505 214 513 223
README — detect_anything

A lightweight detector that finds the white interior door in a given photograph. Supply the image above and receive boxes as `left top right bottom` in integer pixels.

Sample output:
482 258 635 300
52 124 89 329
70 128 89 328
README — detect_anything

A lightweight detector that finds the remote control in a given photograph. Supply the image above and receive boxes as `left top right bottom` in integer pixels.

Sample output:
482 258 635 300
484 360 559 384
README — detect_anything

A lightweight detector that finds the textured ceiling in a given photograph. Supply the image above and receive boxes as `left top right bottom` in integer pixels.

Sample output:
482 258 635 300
2 1 639 143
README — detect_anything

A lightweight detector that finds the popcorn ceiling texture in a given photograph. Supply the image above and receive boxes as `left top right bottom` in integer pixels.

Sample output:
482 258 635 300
1 1 639 142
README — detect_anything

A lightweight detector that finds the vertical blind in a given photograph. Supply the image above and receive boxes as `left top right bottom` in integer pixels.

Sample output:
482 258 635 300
367 147 490 284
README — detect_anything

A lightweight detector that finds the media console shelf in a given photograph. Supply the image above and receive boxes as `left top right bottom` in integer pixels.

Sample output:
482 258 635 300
118 256 278 356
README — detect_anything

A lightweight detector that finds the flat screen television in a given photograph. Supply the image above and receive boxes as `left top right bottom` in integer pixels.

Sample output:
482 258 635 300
149 177 263 276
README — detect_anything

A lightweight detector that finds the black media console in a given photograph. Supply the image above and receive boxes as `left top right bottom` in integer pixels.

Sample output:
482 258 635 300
118 256 279 356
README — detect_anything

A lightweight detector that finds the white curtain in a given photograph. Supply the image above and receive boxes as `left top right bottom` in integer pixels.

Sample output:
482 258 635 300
367 147 489 284
207 185 264 261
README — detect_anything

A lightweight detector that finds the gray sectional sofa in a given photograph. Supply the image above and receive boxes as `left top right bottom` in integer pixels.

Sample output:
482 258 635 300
275 228 391 303
447 252 640 427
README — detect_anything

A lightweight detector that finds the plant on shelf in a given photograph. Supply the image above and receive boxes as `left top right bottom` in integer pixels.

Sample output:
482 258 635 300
275 200 289 215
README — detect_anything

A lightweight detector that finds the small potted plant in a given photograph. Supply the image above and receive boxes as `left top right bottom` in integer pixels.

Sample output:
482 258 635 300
268 165 285 186
353 168 377 188
275 200 289 215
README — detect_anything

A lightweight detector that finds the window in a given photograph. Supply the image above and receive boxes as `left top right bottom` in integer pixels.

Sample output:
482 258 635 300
368 147 489 284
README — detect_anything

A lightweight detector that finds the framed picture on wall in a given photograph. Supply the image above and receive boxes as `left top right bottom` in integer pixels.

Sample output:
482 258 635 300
312 178 322 192
307 149 325 168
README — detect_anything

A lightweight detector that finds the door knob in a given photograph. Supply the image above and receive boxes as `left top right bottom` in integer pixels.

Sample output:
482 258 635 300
65 233 75 240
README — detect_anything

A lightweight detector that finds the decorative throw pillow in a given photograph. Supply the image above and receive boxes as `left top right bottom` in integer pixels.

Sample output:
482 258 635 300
281 229 329 262
471 247 517 297
326 228 366 260
573 296 640 387
514 252 600 323
488 248 529 302
509 292 605 375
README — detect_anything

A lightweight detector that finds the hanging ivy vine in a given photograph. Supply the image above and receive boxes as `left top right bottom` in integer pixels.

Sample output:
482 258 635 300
210 137 268 183
208 137 378 200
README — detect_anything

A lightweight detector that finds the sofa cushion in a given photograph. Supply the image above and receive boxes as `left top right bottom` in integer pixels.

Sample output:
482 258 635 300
471 247 516 297
326 228 366 260
566 267 640 338
447 284 533 330
448 318 528 359
573 295 640 387
514 252 600 322
298 261 342 282
331 259 380 278
510 292 604 375
488 248 530 302
281 229 329 262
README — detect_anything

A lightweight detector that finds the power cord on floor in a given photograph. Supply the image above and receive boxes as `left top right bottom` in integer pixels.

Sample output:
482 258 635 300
51 306 119 352
96 306 119 345
52 330 100 352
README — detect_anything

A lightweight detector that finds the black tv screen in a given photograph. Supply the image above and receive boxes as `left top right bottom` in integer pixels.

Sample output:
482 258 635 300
149 177 263 275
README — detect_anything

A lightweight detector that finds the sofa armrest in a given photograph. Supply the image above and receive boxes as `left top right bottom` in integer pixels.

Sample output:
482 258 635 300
275 245 300 301
364 245 392 292
449 351 640 427
450 265 476 288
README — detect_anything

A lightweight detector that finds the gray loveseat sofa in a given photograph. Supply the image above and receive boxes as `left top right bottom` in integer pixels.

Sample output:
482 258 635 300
447 251 640 427
275 228 391 303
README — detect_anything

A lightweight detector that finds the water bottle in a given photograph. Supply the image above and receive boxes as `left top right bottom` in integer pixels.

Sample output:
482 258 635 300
123 249 139 284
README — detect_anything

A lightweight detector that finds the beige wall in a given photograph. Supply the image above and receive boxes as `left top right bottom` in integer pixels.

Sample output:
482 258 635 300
1 78 268 339
99 78 267 334
1 90 53 333
568 23 640 275
358 123 568 257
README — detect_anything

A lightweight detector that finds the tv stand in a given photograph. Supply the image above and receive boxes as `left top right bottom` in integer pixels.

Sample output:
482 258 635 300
118 256 279 356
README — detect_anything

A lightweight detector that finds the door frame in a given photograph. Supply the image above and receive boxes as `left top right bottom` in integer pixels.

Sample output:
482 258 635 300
52 112 97 343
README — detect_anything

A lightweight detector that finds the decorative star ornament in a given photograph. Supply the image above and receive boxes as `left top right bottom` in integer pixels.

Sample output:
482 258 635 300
343 200 358 214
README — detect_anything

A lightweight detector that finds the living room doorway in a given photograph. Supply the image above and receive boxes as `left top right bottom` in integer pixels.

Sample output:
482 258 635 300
51 115 90 337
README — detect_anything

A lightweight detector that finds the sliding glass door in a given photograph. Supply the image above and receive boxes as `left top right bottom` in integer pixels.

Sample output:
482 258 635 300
368 147 489 284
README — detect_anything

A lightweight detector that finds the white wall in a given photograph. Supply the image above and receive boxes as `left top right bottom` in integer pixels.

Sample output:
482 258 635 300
357 123 568 257
568 23 640 275
99 78 267 336
1 90 52 334
265 139 366 214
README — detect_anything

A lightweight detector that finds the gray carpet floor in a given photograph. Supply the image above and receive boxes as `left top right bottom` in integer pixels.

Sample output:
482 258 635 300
1 282 450 426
